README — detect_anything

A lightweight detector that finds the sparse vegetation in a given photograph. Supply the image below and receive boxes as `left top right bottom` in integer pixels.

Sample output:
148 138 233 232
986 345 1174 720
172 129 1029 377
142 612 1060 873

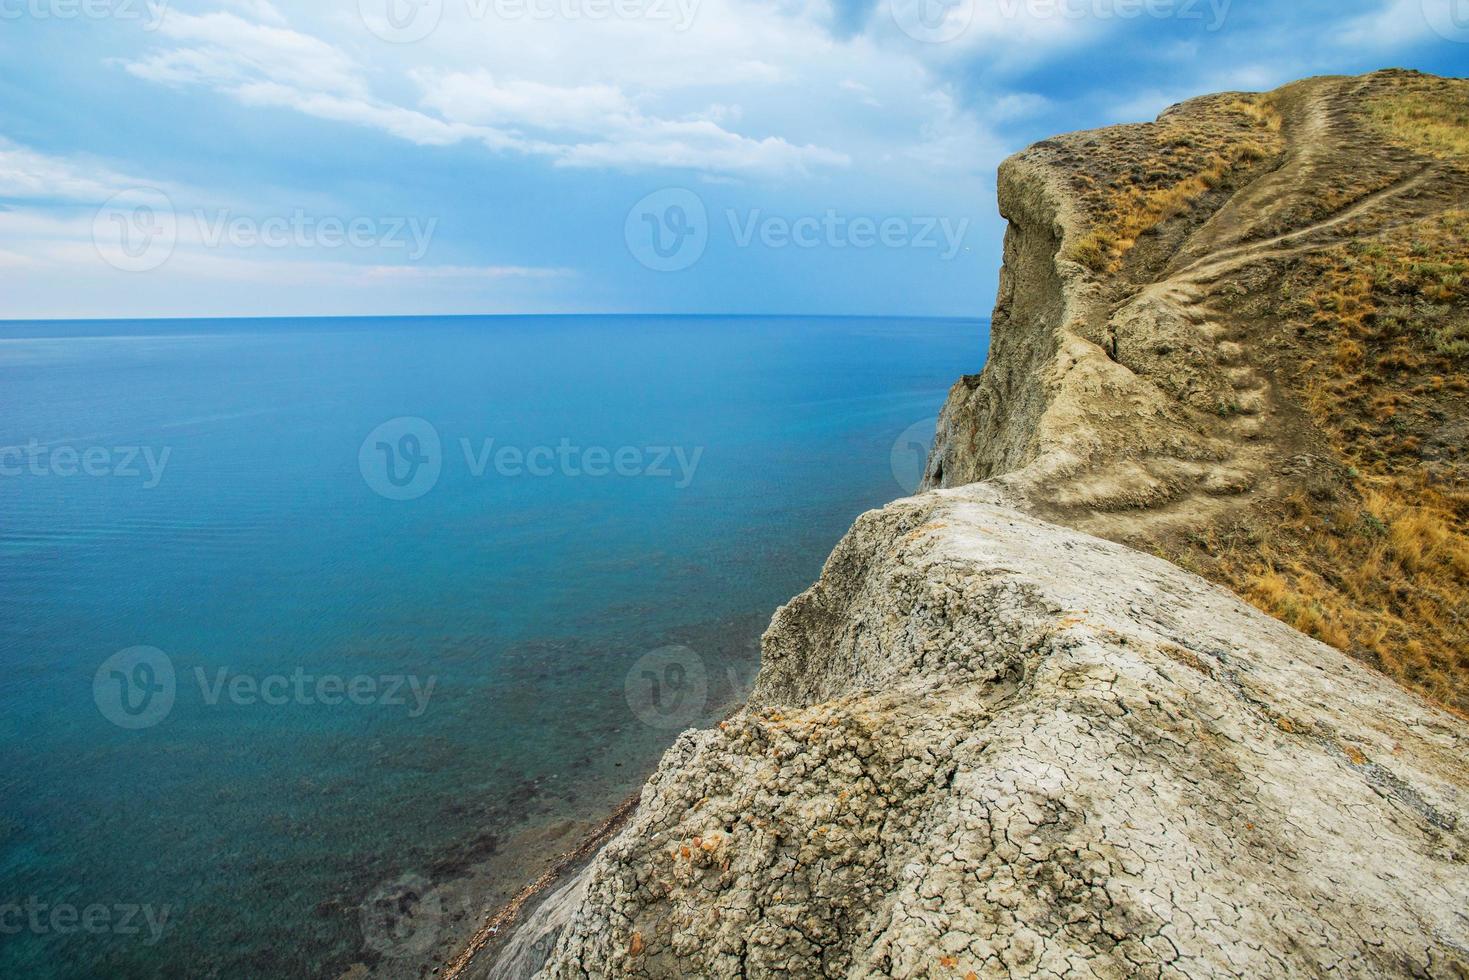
1009 70 1469 715
1179 209 1469 715
1065 95 1283 273
1189 480 1469 717
1362 74 1469 163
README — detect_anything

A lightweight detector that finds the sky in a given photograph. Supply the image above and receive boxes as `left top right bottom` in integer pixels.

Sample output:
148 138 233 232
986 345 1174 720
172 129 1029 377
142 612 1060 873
0 0 1465 319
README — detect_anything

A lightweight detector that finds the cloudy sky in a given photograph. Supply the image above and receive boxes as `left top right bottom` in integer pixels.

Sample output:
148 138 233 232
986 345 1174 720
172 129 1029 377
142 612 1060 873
0 0 1464 319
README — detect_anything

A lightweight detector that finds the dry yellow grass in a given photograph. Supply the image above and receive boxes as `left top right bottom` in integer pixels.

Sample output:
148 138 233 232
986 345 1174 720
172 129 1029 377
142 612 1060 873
1363 75 1469 162
1203 480 1469 717
1181 210 1469 715
1067 95 1282 273
1046 72 1469 713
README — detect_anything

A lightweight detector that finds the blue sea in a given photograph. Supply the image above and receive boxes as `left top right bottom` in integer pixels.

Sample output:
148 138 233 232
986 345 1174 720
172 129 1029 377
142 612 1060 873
0 315 983 979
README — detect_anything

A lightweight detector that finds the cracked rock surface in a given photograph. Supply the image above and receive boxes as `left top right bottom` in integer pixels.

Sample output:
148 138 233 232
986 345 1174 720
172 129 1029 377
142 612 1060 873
531 488 1469 978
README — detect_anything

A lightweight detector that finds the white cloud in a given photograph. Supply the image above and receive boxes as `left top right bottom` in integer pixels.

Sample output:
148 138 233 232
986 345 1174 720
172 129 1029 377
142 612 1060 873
1333 0 1437 49
360 264 572 281
986 92 1051 122
128 11 366 96
223 0 290 25
419 71 637 134
233 82 493 147
0 139 156 203
912 0 1100 64
120 3 869 176
0 204 571 298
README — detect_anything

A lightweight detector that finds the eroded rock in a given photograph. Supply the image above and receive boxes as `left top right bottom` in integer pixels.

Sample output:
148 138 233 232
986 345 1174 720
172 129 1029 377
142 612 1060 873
533 490 1469 978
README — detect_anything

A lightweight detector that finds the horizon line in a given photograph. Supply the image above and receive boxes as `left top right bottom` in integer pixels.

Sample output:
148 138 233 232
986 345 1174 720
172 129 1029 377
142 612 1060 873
0 311 991 325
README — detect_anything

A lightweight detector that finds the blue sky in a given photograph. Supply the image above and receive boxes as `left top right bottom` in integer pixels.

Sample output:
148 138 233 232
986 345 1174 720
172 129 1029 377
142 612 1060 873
0 0 1465 319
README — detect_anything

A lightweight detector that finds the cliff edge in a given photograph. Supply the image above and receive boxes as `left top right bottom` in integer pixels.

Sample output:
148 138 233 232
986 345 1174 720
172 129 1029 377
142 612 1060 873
485 71 1469 978
927 70 1468 714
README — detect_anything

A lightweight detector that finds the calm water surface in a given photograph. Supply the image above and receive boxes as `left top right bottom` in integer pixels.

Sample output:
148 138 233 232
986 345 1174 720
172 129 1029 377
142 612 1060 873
0 315 984 978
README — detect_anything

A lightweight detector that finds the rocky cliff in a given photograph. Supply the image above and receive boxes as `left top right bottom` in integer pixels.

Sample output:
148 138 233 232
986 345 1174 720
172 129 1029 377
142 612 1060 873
927 70 1468 713
485 72 1469 978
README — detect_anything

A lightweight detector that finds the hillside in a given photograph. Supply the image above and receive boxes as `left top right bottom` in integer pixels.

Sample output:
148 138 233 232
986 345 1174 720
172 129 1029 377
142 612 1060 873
926 70 1469 715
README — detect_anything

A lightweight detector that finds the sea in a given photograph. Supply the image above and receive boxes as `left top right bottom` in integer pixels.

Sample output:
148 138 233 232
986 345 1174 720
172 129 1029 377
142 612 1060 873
0 314 984 978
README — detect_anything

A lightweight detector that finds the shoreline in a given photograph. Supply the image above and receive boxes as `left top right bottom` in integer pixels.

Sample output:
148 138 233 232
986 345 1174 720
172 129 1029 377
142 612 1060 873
439 696 753 977
441 789 643 979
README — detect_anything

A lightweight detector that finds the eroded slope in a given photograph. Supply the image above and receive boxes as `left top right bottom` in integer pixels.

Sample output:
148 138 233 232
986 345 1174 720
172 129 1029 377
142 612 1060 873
926 70 1469 713
534 489 1469 977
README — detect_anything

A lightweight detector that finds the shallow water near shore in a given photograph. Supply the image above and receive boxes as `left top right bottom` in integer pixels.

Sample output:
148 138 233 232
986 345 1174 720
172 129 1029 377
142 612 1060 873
0 314 982 978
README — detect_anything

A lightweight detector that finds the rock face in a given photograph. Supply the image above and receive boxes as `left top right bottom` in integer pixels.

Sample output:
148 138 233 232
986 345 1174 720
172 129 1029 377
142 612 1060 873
501 72 1469 978
925 71 1469 524
533 489 1468 977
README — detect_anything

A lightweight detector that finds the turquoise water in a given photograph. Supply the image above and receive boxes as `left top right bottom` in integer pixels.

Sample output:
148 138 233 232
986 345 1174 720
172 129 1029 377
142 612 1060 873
0 315 983 978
